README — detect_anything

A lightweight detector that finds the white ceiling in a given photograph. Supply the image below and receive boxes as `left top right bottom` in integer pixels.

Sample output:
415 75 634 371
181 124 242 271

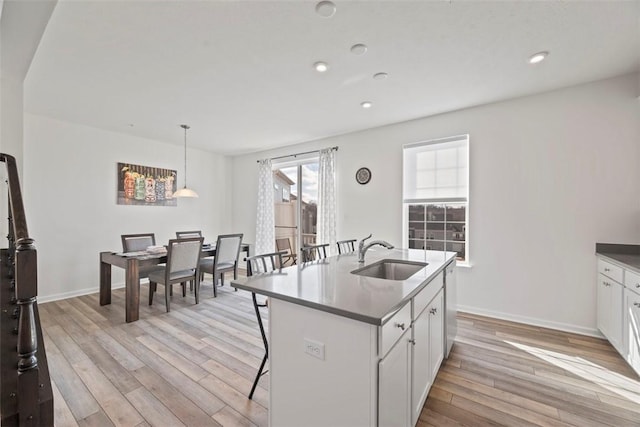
24 0 640 155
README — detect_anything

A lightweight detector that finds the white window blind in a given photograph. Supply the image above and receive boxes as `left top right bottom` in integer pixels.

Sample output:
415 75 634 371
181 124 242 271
403 135 468 203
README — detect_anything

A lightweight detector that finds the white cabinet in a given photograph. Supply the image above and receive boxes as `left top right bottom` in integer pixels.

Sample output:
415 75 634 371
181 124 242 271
411 288 443 426
596 259 624 354
596 255 640 377
428 291 444 381
379 330 411 427
378 279 445 427
411 304 430 424
624 287 640 374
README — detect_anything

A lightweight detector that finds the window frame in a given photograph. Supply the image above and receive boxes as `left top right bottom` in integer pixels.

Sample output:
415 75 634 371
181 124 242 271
402 135 469 263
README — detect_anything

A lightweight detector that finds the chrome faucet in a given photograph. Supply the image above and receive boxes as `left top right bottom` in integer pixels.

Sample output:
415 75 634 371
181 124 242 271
358 234 395 263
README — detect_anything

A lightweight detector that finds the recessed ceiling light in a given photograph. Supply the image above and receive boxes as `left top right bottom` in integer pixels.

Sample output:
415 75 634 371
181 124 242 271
373 72 388 80
528 51 549 64
315 1 336 18
350 44 368 55
361 101 373 109
314 61 328 72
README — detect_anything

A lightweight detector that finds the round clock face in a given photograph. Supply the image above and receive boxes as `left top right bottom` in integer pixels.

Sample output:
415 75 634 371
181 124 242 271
356 167 371 185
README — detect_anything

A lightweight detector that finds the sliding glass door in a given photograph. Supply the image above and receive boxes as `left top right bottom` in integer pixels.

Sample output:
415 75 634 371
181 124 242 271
273 159 319 258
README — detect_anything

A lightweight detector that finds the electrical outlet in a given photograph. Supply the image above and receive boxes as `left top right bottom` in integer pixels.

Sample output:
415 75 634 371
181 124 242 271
304 338 325 360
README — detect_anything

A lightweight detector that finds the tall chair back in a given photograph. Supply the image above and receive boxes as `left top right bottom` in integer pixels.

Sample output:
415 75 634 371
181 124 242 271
122 233 156 252
148 236 204 312
216 234 243 265
176 230 202 239
337 239 357 254
202 233 243 297
301 243 330 262
246 251 285 276
168 238 203 275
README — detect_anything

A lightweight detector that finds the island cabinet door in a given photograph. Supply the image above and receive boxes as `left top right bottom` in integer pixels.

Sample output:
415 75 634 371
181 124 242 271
625 288 640 375
428 290 444 380
411 306 430 426
378 330 411 427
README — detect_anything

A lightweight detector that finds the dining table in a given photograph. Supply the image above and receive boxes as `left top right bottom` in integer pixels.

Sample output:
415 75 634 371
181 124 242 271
100 243 250 322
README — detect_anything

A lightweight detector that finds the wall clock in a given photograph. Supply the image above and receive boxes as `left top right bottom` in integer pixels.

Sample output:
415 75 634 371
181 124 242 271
356 167 371 185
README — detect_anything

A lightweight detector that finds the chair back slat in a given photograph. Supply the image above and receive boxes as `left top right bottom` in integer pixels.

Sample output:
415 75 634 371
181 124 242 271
168 237 203 273
176 230 202 239
122 233 155 252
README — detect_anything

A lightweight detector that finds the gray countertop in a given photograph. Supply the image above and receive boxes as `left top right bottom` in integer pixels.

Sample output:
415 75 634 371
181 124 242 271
596 243 640 273
231 248 457 325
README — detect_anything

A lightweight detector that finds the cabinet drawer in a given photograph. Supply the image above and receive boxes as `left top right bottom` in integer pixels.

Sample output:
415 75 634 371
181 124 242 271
598 258 623 283
625 269 640 292
380 302 411 357
413 271 443 318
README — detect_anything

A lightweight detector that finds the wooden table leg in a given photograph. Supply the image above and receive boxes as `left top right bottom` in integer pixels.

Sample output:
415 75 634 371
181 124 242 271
125 258 140 323
100 252 111 306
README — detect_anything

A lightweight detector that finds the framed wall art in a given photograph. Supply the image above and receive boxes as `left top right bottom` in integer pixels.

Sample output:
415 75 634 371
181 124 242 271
117 162 177 206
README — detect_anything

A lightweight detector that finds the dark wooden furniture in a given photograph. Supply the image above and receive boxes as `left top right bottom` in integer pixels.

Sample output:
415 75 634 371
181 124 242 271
100 243 250 322
0 153 53 426
245 251 284 400
275 237 297 266
300 243 330 262
201 233 243 297
337 239 357 254
148 237 203 312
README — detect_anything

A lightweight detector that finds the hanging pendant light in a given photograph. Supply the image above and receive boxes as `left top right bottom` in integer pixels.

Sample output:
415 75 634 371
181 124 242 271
173 124 199 198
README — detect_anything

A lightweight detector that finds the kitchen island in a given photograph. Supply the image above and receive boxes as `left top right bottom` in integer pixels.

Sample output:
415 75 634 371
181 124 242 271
232 248 457 427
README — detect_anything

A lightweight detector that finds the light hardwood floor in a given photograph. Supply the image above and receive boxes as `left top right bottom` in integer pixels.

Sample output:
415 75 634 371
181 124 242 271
40 279 640 426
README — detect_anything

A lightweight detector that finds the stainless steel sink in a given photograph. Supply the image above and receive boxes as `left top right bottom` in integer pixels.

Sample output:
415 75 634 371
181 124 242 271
351 259 427 281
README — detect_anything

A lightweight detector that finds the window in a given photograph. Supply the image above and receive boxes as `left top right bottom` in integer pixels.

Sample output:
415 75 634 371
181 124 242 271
403 135 469 262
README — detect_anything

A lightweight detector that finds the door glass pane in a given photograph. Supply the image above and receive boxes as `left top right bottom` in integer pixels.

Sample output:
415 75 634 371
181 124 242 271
273 161 319 255
300 163 318 247
274 166 298 256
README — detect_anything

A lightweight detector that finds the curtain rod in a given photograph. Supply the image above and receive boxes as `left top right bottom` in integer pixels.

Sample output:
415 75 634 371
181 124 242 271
257 146 338 163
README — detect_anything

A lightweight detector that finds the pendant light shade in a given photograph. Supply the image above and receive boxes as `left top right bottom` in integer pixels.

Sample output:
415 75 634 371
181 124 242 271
173 124 199 198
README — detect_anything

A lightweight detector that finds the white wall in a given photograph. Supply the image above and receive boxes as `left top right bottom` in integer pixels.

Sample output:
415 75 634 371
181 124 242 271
231 73 640 335
24 114 233 300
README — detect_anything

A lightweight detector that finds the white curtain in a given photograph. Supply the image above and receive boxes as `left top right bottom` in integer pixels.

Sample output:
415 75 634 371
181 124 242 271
255 159 275 255
317 148 337 255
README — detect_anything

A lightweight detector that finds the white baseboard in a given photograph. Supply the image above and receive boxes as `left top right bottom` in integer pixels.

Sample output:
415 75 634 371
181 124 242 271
39 282 127 304
456 304 603 338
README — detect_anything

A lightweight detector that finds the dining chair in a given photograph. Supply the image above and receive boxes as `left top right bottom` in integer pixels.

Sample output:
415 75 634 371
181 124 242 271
201 233 243 297
177 230 206 284
245 250 284 400
122 233 156 252
337 239 357 254
147 237 204 312
300 243 330 262
121 233 165 279
275 237 297 266
176 230 202 239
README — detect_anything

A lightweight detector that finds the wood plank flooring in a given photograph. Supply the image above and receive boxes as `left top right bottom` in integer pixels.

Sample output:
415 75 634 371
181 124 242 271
39 279 640 426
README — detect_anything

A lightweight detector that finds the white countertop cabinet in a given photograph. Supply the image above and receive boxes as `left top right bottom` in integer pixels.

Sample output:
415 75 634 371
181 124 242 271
596 253 640 376
597 258 624 354
624 287 640 374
